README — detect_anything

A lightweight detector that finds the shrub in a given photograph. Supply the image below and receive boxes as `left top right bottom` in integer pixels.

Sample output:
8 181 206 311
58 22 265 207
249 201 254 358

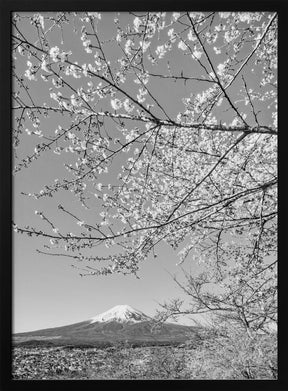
185 327 277 379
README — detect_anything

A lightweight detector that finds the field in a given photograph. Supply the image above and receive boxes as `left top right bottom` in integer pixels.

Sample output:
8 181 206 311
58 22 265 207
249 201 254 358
12 331 277 380
13 343 199 380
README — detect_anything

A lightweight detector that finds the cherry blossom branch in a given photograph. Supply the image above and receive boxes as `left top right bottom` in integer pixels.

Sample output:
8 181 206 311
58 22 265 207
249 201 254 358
12 12 277 296
194 12 277 124
12 104 277 135
187 12 249 127
14 176 277 243
166 132 248 221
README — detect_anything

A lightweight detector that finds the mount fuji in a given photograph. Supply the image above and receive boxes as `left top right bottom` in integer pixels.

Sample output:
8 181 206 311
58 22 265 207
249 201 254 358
90 304 151 324
14 304 200 347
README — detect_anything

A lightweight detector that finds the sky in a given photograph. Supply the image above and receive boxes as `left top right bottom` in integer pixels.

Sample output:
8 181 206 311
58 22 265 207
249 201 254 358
12 11 275 333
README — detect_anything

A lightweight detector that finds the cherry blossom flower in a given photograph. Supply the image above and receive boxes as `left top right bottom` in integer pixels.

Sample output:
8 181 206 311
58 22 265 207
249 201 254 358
139 40 151 52
213 46 221 55
123 98 134 113
133 17 142 32
111 98 122 110
172 12 181 21
192 49 202 59
219 12 231 18
41 59 52 73
187 30 196 41
49 46 60 62
124 40 133 56
217 63 226 76
178 41 187 51
155 45 166 59
24 69 36 81
17 46 25 55
32 13 44 29
87 12 101 20
167 28 176 42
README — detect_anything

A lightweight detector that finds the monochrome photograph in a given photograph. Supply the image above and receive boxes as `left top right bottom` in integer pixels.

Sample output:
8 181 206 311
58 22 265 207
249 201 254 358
12 10 277 381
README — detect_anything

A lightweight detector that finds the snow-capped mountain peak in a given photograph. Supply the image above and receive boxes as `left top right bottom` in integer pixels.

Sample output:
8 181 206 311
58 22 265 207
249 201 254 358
90 304 151 324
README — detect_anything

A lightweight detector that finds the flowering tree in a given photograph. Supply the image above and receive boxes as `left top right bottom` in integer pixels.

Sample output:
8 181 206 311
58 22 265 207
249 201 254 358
12 12 277 332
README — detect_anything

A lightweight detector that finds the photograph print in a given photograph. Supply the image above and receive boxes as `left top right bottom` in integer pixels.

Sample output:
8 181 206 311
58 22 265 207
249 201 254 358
12 10 277 381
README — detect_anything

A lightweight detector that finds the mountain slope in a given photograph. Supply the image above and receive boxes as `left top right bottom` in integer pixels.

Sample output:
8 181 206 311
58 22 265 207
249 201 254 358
13 305 200 346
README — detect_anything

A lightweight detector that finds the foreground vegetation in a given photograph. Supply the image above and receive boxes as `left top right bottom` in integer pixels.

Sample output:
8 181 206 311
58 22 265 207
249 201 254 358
13 329 277 380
